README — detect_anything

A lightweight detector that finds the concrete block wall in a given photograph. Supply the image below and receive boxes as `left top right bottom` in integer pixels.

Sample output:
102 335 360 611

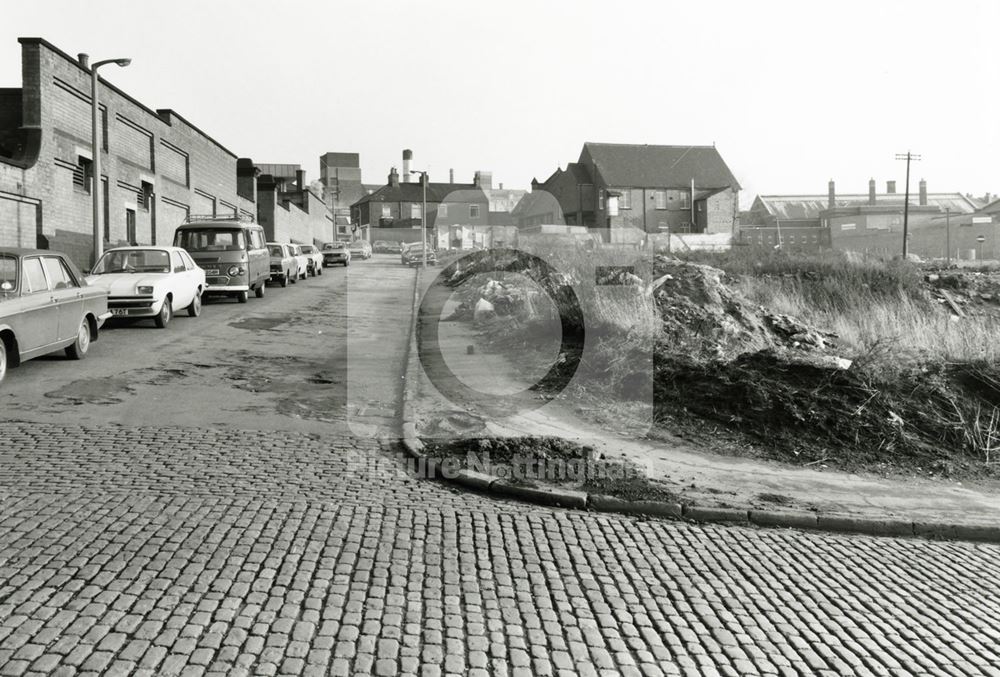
0 39 255 267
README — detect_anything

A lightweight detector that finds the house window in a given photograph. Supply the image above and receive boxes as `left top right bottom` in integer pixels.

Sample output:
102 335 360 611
139 181 153 211
73 156 93 193
679 191 690 210
618 189 631 210
653 190 667 210
470 204 481 219
439 203 448 218
410 203 422 220
382 205 391 218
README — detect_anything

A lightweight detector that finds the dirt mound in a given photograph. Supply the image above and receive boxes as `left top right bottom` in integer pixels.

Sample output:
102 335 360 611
924 271 1000 317
655 350 1000 476
651 258 837 358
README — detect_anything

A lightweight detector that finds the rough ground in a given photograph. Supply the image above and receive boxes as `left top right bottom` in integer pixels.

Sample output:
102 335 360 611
2 256 1000 676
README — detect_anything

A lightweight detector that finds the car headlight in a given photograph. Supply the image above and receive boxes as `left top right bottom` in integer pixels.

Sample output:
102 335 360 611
228 265 244 276
137 285 154 295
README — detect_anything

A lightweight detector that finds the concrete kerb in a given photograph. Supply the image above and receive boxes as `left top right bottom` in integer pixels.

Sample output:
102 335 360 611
397 266 1000 544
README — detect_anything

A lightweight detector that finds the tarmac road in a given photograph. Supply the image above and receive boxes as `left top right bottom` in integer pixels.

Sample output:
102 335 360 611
0 254 999 676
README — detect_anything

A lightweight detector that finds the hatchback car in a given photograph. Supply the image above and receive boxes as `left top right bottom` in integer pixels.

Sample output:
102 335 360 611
298 245 324 277
267 243 297 287
86 246 206 328
349 240 372 260
401 243 438 266
0 248 110 383
288 244 310 281
321 242 351 267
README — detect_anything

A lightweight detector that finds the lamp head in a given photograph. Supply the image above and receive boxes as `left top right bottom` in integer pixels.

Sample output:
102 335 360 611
115 58 131 67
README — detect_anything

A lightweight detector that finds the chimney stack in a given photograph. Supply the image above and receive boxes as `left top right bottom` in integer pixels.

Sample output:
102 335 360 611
78 53 90 69
388 167 399 187
295 169 306 190
868 178 876 205
449 168 454 183
828 179 835 209
919 179 928 206
402 149 412 183
886 180 896 194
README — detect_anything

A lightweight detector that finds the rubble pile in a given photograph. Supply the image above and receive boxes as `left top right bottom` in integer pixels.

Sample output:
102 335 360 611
924 270 1000 317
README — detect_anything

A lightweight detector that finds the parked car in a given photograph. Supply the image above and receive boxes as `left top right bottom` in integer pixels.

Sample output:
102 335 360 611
288 244 309 280
298 244 324 277
386 241 403 254
372 240 392 254
267 243 297 287
321 242 351 267
86 246 206 328
349 240 372 260
401 243 438 267
173 216 269 303
0 248 111 383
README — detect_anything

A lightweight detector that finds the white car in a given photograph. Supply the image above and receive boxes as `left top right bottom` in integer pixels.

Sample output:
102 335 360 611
298 244 324 277
86 246 206 328
288 244 309 281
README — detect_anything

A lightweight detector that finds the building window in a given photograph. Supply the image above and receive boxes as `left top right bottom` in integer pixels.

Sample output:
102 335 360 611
126 209 137 245
410 203 422 220
382 205 391 218
679 191 690 210
139 181 153 211
470 204 481 219
653 190 667 210
439 203 448 218
73 156 93 193
618 189 631 210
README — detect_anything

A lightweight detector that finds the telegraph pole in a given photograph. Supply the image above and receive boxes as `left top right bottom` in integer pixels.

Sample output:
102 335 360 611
895 151 922 259
945 207 951 266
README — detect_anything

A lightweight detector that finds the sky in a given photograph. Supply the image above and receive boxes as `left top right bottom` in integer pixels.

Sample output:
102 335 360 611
2 0 997 207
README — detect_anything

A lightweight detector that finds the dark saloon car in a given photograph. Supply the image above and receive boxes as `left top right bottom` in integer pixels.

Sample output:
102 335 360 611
0 248 111 383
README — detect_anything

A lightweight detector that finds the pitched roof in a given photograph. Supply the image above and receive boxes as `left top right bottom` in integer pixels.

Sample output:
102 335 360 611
755 193 979 221
581 143 740 190
351 182 488 207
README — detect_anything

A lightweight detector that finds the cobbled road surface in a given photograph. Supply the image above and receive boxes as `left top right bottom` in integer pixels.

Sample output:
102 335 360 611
1 256 999 677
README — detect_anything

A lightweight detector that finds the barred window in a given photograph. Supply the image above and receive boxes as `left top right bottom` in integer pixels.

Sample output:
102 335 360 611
73 156 93 193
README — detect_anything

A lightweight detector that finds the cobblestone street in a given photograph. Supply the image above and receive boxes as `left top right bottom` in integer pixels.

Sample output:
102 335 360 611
1 259 999 676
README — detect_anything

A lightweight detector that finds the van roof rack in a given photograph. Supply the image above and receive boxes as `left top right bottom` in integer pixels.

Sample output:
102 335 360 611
184 214 255 224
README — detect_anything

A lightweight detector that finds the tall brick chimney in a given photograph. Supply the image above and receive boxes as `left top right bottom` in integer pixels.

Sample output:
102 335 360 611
402 149 412 183
388 167 399 187
449 168 454 183
868 178 876 205
828 180 835 209
886 180 896 194
919 179 928 206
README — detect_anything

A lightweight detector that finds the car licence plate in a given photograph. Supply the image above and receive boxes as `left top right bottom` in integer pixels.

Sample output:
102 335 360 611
204 269 220 275
111 308 129 316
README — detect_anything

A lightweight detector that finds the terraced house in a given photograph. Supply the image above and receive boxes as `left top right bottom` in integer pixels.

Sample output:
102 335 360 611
0 37 258 268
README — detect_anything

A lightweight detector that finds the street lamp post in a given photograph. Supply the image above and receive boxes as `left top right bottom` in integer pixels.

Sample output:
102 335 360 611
412 170 429 269
90 56 131 266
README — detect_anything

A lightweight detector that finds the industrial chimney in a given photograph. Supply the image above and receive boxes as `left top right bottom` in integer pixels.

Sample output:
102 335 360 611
78 53 90 69
828 180 835 209
919 179 928 206
402 149 412 183
886 180 896 194
449 168 454 183
868 178 876 205
296 169 306 191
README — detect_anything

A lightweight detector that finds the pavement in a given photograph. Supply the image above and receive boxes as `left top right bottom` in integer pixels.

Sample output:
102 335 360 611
1 254 999 676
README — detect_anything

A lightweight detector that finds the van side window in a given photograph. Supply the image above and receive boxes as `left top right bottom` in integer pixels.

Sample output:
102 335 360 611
253 230 265 249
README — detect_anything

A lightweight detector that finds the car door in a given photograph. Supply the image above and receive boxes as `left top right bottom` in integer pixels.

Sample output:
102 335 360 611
180 250 205 291
17 256 59 354
169 250 192 309
42 256 85 343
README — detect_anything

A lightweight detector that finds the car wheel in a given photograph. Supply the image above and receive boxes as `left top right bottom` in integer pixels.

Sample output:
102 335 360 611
290 273 297 284
0 338 6 383
65 317 91 359
317 265 322 276
255 282 265 298
187 292 202 317
154 298 172 328
236 291 249 304
280 273 288 288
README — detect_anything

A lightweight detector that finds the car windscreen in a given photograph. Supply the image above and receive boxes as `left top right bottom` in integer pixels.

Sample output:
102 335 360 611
300 246 315 254
0 255 17 294
267 245 285 257
92 249 171 274
175 228 245 252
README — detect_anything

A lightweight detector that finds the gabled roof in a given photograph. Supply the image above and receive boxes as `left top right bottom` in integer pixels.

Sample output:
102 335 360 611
352 182 488 208
581 143 740 190
754 193 979 221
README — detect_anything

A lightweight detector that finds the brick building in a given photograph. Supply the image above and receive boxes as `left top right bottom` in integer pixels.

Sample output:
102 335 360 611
319 151 369 240
520 143 741 242
741 180 980 256
0 37 257 268
254 165 334 245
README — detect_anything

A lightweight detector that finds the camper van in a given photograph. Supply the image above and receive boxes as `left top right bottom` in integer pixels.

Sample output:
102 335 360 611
173 215 270 303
